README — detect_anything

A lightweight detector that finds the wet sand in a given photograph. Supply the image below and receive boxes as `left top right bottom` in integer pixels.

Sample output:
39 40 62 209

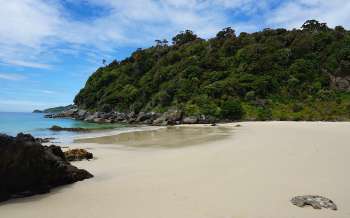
75 126 233 148
1 122 350 218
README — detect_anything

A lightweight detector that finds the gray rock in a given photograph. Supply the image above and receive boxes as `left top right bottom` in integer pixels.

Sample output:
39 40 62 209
115 112 127 121
198 115 216 124
93 118 105 123
136 112 149 122
84 112 100 122
152 115 168 126
165 110 183 125
182 116 198 124
291 195 337 210
63 108 78 117
128 111 136 119
330 74 350 91
77 109 87 117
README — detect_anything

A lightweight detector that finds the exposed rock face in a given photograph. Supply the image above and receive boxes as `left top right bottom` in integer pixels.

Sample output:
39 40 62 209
182 116 198 124
45 106 221 126
64 149 93 161
0 133 93 202
330 74 350 91
291 195 337 210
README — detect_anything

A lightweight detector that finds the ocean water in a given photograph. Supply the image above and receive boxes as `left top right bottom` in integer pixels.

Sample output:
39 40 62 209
0 112 129 141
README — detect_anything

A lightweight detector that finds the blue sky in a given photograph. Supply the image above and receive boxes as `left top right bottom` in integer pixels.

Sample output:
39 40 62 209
1 0 350 112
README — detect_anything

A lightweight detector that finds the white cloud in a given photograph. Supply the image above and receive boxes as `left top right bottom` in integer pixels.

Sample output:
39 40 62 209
267 0 350 29
3 60 51 69
0 0 350 70
0 72 26 81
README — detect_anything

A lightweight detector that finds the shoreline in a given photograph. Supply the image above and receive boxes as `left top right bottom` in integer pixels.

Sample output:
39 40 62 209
1 121 350 218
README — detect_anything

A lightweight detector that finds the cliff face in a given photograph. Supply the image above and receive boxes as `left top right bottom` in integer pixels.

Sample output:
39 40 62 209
74 20 350 121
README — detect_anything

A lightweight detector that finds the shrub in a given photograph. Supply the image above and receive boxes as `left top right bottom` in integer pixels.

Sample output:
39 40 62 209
257 107 272 121
221 100 244 120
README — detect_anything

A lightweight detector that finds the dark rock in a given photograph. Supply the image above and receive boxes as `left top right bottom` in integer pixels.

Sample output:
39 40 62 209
35 137 55 144
64 149 93 161
49 125 90 132
115 112 128 121
291 195 337 210
0 133 93 202
136 112 158 122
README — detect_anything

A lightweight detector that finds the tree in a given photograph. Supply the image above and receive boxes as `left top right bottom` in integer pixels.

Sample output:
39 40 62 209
301 20 329 32
216 27 236 39
155 40 162 47
102 59 106 66
162 39 169 46
172 30 198 45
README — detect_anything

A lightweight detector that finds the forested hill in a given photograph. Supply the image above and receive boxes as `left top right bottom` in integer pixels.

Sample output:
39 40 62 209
74 20 350 121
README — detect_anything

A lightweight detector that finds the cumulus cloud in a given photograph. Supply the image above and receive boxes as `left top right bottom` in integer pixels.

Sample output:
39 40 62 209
0 0 349 69
266 0 350 29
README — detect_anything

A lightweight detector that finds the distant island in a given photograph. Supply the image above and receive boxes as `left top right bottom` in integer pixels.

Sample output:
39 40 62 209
33 105 75 114
51 20 350 123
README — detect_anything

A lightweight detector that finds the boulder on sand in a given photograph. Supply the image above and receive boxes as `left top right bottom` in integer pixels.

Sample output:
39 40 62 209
291 195 337 210
64 149 93 161
0 133 93 202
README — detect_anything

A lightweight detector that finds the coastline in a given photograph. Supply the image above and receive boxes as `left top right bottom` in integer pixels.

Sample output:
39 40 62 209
1 121 350 218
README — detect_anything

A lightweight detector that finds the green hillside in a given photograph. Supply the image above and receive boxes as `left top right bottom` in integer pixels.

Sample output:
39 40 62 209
74 20 350 121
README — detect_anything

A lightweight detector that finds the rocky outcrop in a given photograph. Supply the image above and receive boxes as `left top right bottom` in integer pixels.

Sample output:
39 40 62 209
291 195 337 210
330 74 350 91
182 116 198 124
0 133 93 202
45 107 219 126
64 149 93 161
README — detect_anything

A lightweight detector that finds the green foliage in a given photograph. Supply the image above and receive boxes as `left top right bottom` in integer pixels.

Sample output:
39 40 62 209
74 21 350 121
221 100 244 120
257 107 272 121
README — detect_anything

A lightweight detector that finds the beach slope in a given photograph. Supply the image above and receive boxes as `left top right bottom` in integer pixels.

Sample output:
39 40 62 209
1 122 349 218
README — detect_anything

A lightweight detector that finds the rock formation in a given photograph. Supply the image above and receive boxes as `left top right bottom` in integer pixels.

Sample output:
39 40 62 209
291 195 337 210
0 133 93 202
64 149 93 161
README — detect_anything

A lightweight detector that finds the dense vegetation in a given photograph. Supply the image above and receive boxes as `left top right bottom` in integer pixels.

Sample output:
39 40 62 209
75 20 350 121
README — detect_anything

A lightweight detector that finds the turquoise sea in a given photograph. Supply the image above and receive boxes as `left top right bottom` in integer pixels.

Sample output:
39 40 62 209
0 112 128 140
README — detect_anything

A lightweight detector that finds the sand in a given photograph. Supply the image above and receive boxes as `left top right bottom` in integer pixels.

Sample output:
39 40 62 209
1 122 350 218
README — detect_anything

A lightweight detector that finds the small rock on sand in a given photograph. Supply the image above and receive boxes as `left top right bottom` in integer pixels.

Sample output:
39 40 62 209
291 195 337 210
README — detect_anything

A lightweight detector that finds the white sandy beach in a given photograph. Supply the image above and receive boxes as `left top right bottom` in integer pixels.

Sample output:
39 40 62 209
1 122 350 218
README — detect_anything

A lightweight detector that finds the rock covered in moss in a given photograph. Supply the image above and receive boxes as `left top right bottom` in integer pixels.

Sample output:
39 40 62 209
64 149 93 161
